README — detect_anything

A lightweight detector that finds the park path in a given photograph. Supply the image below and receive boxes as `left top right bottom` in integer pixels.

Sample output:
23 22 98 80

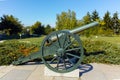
0 62 120 80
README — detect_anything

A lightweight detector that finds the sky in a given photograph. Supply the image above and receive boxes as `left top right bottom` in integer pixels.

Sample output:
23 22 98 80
0 0 120 27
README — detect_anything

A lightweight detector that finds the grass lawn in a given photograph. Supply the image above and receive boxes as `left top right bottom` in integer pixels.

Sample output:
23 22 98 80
1 35 120 65
17 36 120 47
81 36 120 45
17 36 120 64
18 36 45 46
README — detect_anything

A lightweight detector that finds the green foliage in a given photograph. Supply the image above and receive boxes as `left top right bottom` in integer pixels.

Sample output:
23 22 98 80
82 39 120 64
1 10 120 37
30 21 45 35
55 9 120 36
22 26 31 36
56 10 77 30
91 10 100 21
77 20 84 27
103 11 112 30
0 36 120 65
44 24 55 35
83 12 92 24
112 12 120 34
0 15 23 35
0 40 39 65
19 36 45 47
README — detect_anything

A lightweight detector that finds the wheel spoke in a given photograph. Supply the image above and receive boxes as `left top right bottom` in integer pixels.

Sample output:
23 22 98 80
63 33 68 48
62 57 67 70
65 39 76 50
56 57 61 69
56 33 61 48
66 47 81 52
66 53 80 59
49 56 58 64
66 56 74 66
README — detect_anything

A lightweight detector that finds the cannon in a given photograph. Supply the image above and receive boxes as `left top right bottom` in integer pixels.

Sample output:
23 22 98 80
12 22 99 73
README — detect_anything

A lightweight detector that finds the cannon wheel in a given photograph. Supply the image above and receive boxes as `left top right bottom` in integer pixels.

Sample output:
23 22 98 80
41 30 84 73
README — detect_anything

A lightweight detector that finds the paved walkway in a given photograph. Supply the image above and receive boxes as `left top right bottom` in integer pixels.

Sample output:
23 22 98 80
0 62 120 80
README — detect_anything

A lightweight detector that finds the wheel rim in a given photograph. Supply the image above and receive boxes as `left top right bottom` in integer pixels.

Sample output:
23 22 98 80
41 31 84 73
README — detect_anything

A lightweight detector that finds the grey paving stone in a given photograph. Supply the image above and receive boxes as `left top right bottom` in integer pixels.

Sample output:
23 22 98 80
0 69 32 80
0 63 120 80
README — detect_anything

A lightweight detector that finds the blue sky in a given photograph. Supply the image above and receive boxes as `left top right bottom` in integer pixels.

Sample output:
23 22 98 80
0 0 120 27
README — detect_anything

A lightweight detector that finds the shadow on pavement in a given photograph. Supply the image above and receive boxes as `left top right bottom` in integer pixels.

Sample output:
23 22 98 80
78 64 93 77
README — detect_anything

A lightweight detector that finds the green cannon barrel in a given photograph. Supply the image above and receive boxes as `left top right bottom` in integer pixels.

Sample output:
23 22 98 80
70 21 99 34
47 21 99 41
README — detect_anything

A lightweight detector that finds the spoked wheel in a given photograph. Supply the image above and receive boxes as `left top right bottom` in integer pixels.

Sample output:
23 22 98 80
41 30 84 73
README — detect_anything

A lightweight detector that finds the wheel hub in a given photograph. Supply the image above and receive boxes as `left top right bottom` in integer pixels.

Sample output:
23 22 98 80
57 48 64 56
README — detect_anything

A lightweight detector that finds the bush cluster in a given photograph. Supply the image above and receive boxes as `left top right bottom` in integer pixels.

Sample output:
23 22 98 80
0 38 120 65
0 40 39 65
82 39 120 64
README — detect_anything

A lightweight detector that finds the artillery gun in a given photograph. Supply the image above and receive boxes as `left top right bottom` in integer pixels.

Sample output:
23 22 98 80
12 22 99 73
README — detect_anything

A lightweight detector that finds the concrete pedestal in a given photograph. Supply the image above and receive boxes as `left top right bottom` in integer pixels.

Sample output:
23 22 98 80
44 67 79 78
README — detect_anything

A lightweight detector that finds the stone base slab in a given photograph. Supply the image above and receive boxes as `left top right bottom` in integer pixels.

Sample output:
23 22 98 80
44 67 79 78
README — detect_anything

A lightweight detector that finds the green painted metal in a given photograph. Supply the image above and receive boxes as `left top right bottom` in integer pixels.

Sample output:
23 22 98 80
70 21 99 34
12 51 41 65
12 21 99 73
41 31 84 73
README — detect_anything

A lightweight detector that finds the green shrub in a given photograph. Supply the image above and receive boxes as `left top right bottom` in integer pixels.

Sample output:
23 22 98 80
82 39 120 64
0 40 39 65
0 37 120 65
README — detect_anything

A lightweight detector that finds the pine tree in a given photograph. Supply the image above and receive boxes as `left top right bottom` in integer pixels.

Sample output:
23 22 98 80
91 10 100 21
103 11 112 30
83 12 92 24
112 12 120 34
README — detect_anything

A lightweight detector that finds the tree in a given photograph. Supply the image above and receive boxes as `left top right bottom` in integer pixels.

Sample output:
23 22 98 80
91 10 100 21
44 24 53 35
76 20 84 27
103 11 112 30
0 15 23 35
31 21 45 35
112 12 120 34
83 12 92 24
22 26 31 36
56 10 77 30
